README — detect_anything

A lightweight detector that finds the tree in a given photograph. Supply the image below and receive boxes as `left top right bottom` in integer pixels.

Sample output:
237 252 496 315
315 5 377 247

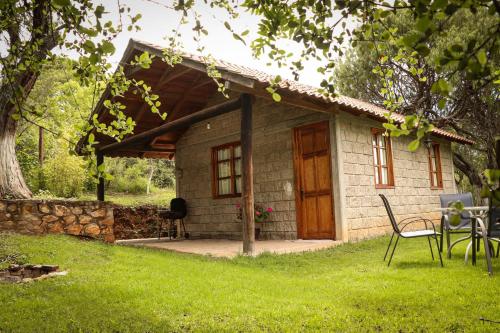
0 0 141 198
16 57 94 194
333 9 499 196
1 0 498 199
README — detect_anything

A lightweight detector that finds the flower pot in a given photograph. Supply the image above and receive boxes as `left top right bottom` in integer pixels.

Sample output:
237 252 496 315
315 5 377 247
255 227 261 240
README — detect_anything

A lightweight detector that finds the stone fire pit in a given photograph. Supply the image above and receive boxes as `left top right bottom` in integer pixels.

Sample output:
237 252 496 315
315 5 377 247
0 264 67 283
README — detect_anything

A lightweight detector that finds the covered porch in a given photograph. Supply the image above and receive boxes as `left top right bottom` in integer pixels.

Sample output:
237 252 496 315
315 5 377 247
76 40 336 254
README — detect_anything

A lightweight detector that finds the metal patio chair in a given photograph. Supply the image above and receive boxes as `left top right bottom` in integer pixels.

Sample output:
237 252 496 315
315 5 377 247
380 194 443 267
488 207 500 258
158 198 188 239
465 205 500 275
439 193 474 258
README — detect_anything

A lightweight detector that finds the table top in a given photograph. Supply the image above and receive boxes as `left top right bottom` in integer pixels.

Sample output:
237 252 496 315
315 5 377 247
438 206 489 212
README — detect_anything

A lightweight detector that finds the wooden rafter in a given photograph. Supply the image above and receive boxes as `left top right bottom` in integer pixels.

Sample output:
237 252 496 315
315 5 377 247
165 73 206 122
98 97 242 155
134 67 193 123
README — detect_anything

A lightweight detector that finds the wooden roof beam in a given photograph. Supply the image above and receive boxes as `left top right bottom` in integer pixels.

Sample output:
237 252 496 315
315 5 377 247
98 96 242 155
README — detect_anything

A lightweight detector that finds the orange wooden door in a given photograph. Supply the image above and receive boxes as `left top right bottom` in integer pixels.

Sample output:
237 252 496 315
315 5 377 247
293 121 335 239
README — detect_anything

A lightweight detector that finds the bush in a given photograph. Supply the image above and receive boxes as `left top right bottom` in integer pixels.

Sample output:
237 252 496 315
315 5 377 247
42 154 87 198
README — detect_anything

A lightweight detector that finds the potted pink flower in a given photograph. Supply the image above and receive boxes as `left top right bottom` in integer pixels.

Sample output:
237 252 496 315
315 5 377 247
236 203 273 240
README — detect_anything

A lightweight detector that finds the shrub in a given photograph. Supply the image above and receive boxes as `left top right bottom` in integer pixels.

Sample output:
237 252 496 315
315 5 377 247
42 154 87 198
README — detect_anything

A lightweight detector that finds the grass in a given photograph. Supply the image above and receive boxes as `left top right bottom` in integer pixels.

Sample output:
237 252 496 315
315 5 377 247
0 234 499 332
78 188 176 206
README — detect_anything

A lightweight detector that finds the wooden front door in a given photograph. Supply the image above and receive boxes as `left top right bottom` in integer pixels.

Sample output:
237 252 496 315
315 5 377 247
293 121 335 239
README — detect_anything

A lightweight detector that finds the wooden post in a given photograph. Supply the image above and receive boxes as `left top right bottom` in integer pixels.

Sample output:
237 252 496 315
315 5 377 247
96 152 105 201
241 93 255 254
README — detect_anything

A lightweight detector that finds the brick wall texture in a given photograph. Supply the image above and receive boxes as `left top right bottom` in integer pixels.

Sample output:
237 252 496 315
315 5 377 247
175 96 455 241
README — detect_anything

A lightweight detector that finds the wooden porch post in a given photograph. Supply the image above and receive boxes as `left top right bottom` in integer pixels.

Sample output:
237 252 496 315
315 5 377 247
241 93 255 254
96 152 105 201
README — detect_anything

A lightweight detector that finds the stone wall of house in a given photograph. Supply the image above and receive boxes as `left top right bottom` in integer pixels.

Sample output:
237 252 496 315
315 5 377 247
0 200 115 242
338 113 454 241
175 95 332 240
176 95 455 242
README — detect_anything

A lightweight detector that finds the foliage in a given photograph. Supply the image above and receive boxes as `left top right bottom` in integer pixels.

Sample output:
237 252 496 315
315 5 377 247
333 9 499 193
104 158 175 195
41 149 87 198
2 1 498 199
77 188 176 207
0 234 499 331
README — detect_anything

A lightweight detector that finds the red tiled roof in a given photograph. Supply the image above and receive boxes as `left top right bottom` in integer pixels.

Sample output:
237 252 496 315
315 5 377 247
132 39 474 145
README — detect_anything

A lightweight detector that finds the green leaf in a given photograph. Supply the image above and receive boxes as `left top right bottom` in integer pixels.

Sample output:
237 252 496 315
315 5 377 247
272 93 282 102
477 49 487 66
449 214 461 226
416 16 431 32
88 133 95 144
52 0 71 8
408 139 420 151
438 99 446 109
224 21 231 30
95 5 105 18
431 0 448 10
101 40 116 54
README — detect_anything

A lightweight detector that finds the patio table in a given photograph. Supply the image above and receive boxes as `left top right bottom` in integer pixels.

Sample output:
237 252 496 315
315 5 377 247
439 206 493 274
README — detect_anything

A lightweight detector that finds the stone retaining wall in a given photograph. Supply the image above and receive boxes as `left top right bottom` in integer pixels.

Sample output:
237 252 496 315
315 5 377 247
0 200 115 242
113 205 162 240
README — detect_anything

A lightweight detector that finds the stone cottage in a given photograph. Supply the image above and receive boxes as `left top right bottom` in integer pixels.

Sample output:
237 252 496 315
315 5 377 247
77 39 473 243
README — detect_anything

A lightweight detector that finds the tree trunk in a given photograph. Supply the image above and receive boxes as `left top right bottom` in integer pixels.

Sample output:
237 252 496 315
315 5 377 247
146 160 155 195
0 114 32 199
453 152 483 201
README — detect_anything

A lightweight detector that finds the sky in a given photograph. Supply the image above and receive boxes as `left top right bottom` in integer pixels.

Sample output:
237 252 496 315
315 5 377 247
98 0 355 87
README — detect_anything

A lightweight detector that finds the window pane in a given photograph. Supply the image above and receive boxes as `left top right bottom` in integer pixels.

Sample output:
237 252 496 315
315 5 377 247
218 161 231 178
380 135 386 148
381 167 388 184
372 135 377 146
380 148 387 165
373 147 379 166
217 148 230 160
432 156 438 171
218 179 231 195
234 158 241 176
234 145 241 158
374 167 380 185
235 176 241 193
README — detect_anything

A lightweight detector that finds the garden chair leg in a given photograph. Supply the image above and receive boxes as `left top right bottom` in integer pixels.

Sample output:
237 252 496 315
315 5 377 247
434 236 444 267
384 232 395 261
439 220 444 252
497 243 499 258
427 236 434 260
387 235 400 267
157 219 162 239
446 231 452 258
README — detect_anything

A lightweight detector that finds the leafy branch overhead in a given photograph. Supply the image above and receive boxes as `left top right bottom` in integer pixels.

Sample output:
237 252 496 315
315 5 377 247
0 0 498 199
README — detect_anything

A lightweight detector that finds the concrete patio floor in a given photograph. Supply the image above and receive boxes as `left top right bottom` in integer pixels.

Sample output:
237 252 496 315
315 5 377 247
116 238 342 258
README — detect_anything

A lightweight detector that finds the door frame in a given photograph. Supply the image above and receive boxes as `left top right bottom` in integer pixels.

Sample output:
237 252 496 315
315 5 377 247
292 121 335 239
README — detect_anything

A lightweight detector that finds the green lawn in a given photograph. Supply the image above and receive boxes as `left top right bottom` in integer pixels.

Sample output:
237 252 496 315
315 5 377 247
78 188 176 206
0 234 499 332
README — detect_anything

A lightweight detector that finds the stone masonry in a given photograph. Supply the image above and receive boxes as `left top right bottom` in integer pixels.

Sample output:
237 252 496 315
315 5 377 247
176 95 331 240
338 113 454 241
0 200 115 242
176 95 455 242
